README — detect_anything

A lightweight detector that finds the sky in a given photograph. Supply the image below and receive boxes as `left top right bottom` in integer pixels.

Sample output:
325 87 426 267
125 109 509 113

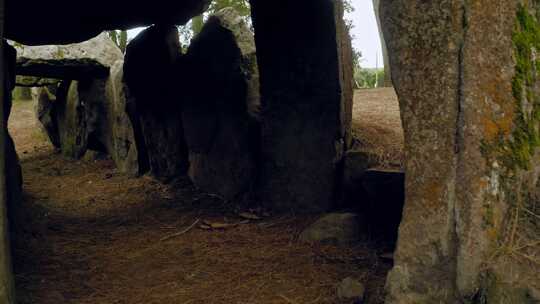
347 0 383 68
128 0 383 68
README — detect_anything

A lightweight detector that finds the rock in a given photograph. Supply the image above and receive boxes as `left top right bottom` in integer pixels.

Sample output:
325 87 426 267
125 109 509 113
299 213 365 245
104 59 148 176
337 277 365 302
15 32 122 67
55 80 88 158
183 8 260 200
3 42 23 234
124 25 189 181
34 87 60 148
381 1 540 302
250 0 353 212
6 1 211 45
13 33 123 79
16 58 109 80
17 76 60 88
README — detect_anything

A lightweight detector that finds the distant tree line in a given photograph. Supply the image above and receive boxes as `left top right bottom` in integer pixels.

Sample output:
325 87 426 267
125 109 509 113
355 68 385 89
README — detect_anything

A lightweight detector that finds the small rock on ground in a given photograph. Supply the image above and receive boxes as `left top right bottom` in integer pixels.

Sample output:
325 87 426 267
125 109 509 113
299 213 364 245
337 277 365 302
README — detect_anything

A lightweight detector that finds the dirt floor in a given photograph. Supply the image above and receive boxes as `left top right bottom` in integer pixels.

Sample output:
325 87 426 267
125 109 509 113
352 88 404 171
8 96 397 304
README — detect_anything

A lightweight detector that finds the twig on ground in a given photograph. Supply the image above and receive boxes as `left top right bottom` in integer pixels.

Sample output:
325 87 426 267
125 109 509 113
522 207 540 219
160 219 200 242
279 294 299 304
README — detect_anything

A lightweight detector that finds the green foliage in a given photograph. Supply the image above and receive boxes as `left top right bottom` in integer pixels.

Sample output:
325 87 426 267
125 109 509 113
499 6 540 170
209 0 250 16
354 68 385 89
480 5 540 171
108 31 118 46
179 0 252 47
119 30 128 53
107 30 128 53
507 5 540 170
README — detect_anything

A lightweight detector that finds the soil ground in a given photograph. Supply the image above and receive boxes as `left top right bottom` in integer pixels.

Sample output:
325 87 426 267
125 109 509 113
352 88 404 170
7 92 401 304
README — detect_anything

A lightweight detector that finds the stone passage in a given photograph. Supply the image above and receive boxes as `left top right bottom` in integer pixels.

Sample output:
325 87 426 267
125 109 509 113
250 0 353 212
183 8 260 201
18 34 144 175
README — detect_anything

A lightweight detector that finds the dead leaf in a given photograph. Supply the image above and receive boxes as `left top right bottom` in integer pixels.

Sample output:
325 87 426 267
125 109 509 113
202 220 235 229
198 224 212 230
238 212 261 220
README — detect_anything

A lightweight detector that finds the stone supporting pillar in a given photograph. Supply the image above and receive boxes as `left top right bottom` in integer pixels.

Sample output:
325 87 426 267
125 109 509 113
250 0 353 212
0 1 17 299
381 0 539 302
124 25 189 181
182 8 261 201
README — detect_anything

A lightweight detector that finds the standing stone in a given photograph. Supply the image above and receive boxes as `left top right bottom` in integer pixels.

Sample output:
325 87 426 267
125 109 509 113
183 8 260 200
105 60 148 176
78 78 109 153
250 0 353 212
34 86 60 148
55 80 88 158
3 40 22 242
381 0 540 302
124 25 188 181
0 38 16 304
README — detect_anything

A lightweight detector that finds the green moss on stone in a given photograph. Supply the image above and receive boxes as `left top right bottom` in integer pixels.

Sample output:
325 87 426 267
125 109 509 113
507 5 540 170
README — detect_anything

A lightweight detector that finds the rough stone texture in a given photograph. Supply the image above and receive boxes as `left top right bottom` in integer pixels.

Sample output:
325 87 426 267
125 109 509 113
105 60 148 176
46 75 145 175
14 33 122 67
13 33 122 79
381 0 539 302
5 0 211 45
34 87 60 148
250 0 353 212
17 76 59 87
16 58 109 80
3 42 22 234
56 80 88 158
24 43 146 176
124 25 188 181
0 39 17 303
183 8 260 200
299 213 364 245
